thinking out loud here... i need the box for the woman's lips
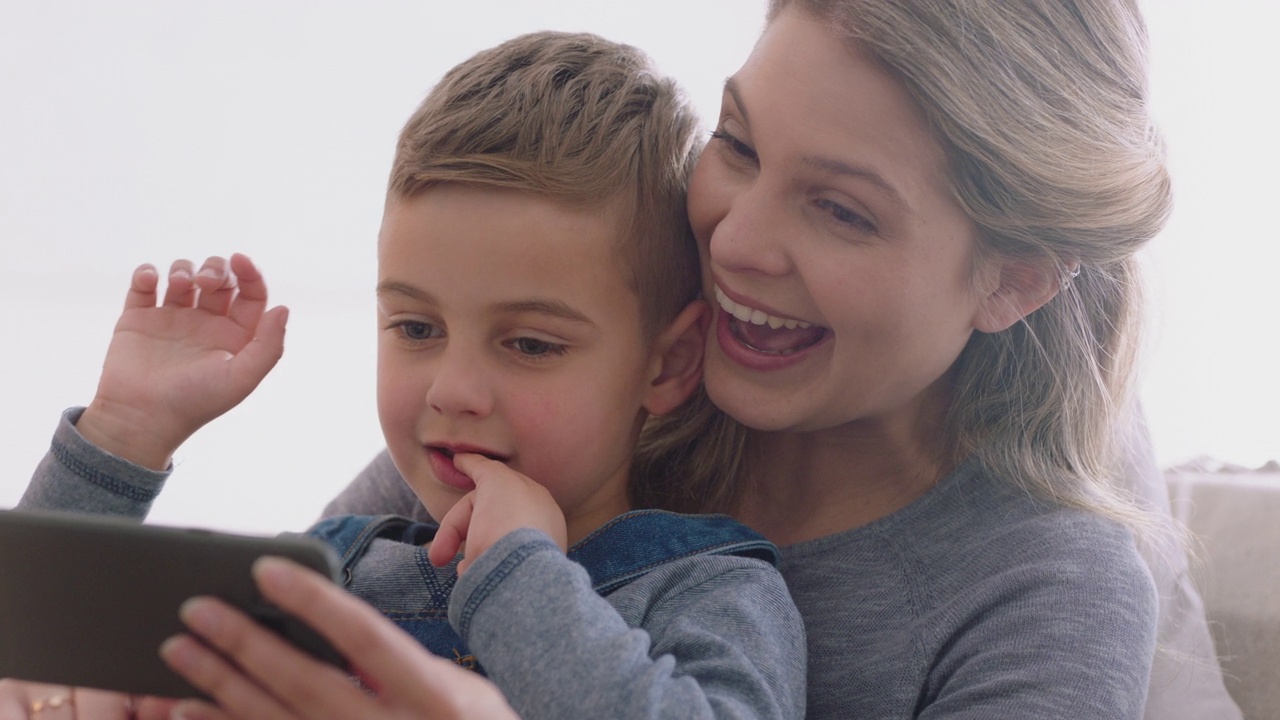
[714,286,813,332]
[713,286,829,370]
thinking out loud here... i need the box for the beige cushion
[1168,472,1280,720]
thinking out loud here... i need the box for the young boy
[19,31,805,718]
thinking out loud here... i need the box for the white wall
[1,1,1275,534]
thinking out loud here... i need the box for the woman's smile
[713,285,828,358]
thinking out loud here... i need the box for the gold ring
[29,691,74,715]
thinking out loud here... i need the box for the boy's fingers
[194,256,234,291]
[163,259,198,307]
[123,264,160,311]
[228,253,264,299]
[227,253,271,331]
[451,453,514,485]
[195,257,237,315]
[227,306,288,391]
[429,492,474,567]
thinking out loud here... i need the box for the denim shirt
[308,510,780,677]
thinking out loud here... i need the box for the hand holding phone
[0,510,344,699]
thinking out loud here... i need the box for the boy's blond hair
[388,31,740,513]
[389,31,702,341]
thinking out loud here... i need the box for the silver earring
[1061,265,1081,290]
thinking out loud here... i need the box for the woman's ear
[973,257,1063,333]
[642,300,710,416]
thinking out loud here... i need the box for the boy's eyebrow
[376,281,593,325]
[492,299,594,325]
[376,280,433,303]
[723,77,910,214]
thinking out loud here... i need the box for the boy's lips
[424,443,508,491]
[713,285,829,362]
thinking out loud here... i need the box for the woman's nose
[423,347,495,419]
[707,182,792,278]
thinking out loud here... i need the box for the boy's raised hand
[77,254,288,470]
[428,455,569,574]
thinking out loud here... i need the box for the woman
[330,1,1174,716]
[323,0,1195,716]
[5,0,1237,718]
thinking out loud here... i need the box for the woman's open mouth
[714,286,828,357]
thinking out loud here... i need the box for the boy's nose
[423,349,495,418]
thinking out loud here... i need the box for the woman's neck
[733,403,955,546]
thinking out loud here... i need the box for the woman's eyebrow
[801,155,909,212]
[723,77,750,124]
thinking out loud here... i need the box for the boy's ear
[642,300,710,416]
[972,257,1063,334]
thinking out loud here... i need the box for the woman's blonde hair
[764,0,1173,525]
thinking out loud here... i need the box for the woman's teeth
[715,287,810,330]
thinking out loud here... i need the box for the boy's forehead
[379,186,633,253]
[376,186,638,287]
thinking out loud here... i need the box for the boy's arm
[425,456,803,717]
[428,454,566,573]
[19,254,285,518]
[451,532,806,720]
[77,254,287,471]
[18,407,169,519]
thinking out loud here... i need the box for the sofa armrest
[1167,472,1280,720]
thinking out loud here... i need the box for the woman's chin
[703,361,809,433]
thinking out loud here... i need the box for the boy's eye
[510,337,567,357]
[710,128,758,162]
[396,321,441,341]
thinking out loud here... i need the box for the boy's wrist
[76,400,184,471]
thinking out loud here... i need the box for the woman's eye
[816,198,877,234]
[510,337,567,357]
[396,321,441,341]
[710,128,758,162]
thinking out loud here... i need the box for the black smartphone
[0,508,346,698]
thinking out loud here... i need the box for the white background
[1,1,1276,534]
